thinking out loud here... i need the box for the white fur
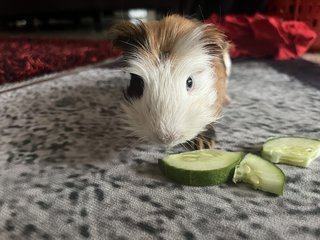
[122,26,221,147]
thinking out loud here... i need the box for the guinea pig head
[111,15,228,147]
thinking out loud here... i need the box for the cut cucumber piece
[262,137,320,168]
[159,149,244,186]
[233,153,285,195]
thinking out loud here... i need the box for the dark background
[0,0,268,31]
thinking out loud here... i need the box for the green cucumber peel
[159,149,245,186]
[158,136,319,196]
[233,153,285,196]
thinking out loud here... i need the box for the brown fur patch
[213,59,229,113]
[109,20,149,52]
[110,15,227,62]
[202,24,229,57]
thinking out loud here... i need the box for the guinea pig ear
[202,24,229,57]
[109,20,148,52]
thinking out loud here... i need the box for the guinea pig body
[111,15,230,149]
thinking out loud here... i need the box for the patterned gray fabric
[0,59,319,240]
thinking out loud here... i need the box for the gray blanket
[0,59,320,240]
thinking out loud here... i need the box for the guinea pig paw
[186,135,215,150]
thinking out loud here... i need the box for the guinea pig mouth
[151,132,178,147]
[152,132,188,148]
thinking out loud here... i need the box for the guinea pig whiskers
[137,136,148,144]
[183,140,197,151]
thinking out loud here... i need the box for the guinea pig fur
[111,15,231,148]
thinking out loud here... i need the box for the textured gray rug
[0,58,319,240]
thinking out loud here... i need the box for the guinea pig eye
[127,73,144,99]
[186,77,193,91]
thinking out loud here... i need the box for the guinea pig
[110,15,231,149]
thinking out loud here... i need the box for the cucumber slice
[262,137,320,168]
[159,149,244,186]
[233,154,285,195]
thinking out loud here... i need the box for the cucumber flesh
[233,153,285,195]
[262,137,320,167]
[159,149,244,186]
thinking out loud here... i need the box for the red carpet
[0,37,120,84]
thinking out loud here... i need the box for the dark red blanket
[0,37,120,84]
[206,14,317,60]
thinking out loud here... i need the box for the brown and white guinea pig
[110,15,231,149]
